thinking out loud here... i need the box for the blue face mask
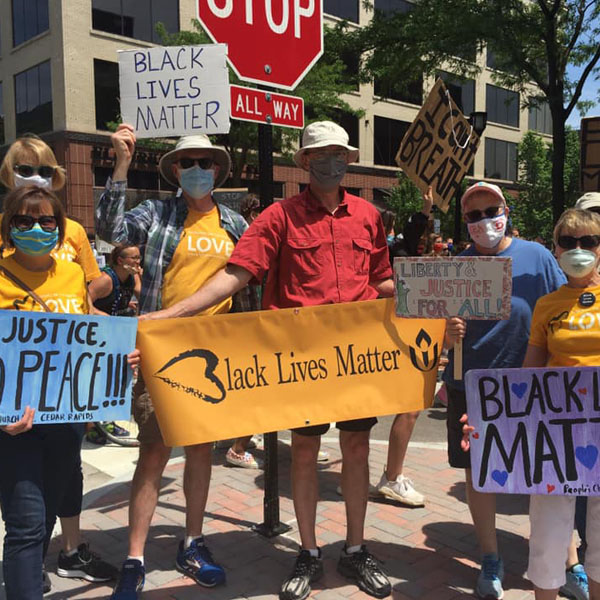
[10,224,59,256]
[178,166,215,199]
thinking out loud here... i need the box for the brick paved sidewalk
[17,439,534,599]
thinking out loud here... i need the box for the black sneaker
[42,568,51,594]
[57,543,118,582]
[337,545,391,598]
[111,559,145,600]
[279,549,323,600]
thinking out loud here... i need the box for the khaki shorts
[132,375,165,445]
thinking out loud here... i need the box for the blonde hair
[0,138,66,191]
[553,208,600,245]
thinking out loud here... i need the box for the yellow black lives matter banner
[137,298,445,447]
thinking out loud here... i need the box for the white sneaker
[226,448,262,469]
[375,473,425,506]
[317,450,329,462]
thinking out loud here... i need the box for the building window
[485,138,517,181]
[528,102,552,135]
[12,0,49,46]
[486,84,519,128]
[324,0,359,22]
[374,0,413,15]
[335,110,359,148]
[437,71,474,117]
[0,82,4,145]
[374,75,423,105]
[92,0,179,43]
[94,59,120,130]
[374,116,410,166]
[340,49,360,91]
[14,61,53,136]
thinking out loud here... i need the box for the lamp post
[453,111,488,243]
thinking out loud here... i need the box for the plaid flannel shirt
[95,178,251,314]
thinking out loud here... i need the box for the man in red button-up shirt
[145,121,394,599]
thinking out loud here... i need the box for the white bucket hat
[461,181,505,209]
[575,192,600,211]
[293,121,359,167]
[159,135,231,188]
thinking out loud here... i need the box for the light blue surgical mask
[10,224,59,256]
[178,166,215,199]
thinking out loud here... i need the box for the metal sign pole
[253,118,291,538]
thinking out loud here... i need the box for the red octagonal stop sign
[198,0,323,90]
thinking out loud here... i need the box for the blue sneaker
[560,564,589,600]
[175,538,225,587]
[110,559,145,600]
[476,553,504,599]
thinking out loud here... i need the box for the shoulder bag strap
[0,265,52,313]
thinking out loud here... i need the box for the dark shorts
[292,417,377,437]
[446,385,471,469]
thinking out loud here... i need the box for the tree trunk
[550,119,566,224]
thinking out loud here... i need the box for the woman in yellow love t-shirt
[0,186,139,600]
[522,209,600,600]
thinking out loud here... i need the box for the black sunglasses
[557,235,600,250]
[11,215,58,232]
[464,206,504,224]
[14,164,56,178]
[176,157,214,170]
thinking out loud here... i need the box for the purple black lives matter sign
[465,367,600,496]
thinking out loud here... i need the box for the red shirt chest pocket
[352,238,372,275]
[283,237,325,279]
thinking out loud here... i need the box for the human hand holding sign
[459,413,474,452]
[1,406,35,436]
[111,123,136,182]
[444,317,466,348]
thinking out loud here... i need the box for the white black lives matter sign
[118,44,230,138]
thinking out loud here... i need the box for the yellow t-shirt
[529,283,600,367]
[0,256,88,314]
[0,217,101,282]
[161,206,234,315]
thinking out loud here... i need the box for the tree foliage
[511,129,580,242]
[157,19,362,186]
[352,0,600,222]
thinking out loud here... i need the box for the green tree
[511,129,580,241]
[351,0,600,222]
[157,19,362,186]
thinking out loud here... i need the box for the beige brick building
[0,0,552,231]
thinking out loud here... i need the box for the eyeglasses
[13,164,56,178]
[176,157,214,170]
[464,206,504,224]
[11,215,58,232]
[557,235,600,250]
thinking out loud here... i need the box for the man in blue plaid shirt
[96,123,249,599]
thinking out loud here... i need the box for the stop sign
[198,0,323,90]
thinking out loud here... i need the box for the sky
[565,62,599,128]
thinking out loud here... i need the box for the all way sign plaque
[230,85,304,129]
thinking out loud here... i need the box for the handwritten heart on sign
[510,382,528,399]
[491,470,508,487]
[575,445,599,470]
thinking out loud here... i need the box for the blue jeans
[0,424,81,600]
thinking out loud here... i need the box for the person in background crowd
[425,233,445,256]
[140,121,394,600]
[446,237,454,255]
[0,136,115,592]
[0,186,139,600]
[97,124,249,599]
[445,181,566,600]
[511,227,520,238]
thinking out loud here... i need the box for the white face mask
[467,214,507,249]
[14,173,53,189]
[558,249,598,278]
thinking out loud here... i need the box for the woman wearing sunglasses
[0,186,139,600]
[0,136,101,284]
[518,208,600,600]
[0,137,118,590]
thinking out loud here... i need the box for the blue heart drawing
[491,470,508,486]
[511,382,528,399]
[576,445,599,470]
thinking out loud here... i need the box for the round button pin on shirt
[579,292,596,308]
